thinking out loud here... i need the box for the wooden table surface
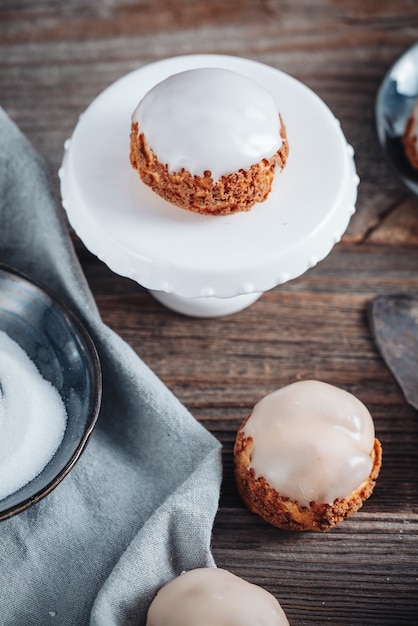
[2,1,418,624]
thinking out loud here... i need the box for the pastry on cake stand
[59,54,358,318]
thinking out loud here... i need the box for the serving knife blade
[369,294,418,412]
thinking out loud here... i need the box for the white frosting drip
[146,568,289,626]
[132,68,282,180]
[0,331,67,500]
[243,380,375,507]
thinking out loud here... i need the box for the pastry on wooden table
[146,567,290,626]
[234,380,382,532]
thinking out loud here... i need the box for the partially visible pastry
[130,67,289,216]
[146,568,290,626]
[403,100,418,169]
[234,380,382,532]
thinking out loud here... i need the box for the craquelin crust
[129,116,289,216]
[234,414,382,532]
[402,113,418,170]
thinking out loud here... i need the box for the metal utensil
[369,294,418,412]
[376,42,418,197]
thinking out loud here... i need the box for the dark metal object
[369,294,418,412]
[376,41,418,197]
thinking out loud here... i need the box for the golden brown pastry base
[402,114,418,170]
[234,419,382,532]
[129,117,289,216]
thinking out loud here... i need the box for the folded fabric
[0,107,222,626]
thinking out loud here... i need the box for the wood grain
[2,1,418,624]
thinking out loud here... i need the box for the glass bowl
[0,264,102,521]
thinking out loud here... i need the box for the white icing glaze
[146,568,289,626]
[243,380,375,507]
[0,331,67,500]
[132,68,282,180]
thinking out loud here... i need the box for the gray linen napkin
[0,107,222,626]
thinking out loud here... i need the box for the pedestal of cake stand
[59,55,358,318]
[150,290,263,318]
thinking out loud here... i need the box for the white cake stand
[59,54,358,317]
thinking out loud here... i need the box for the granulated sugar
[0,331,67,500]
